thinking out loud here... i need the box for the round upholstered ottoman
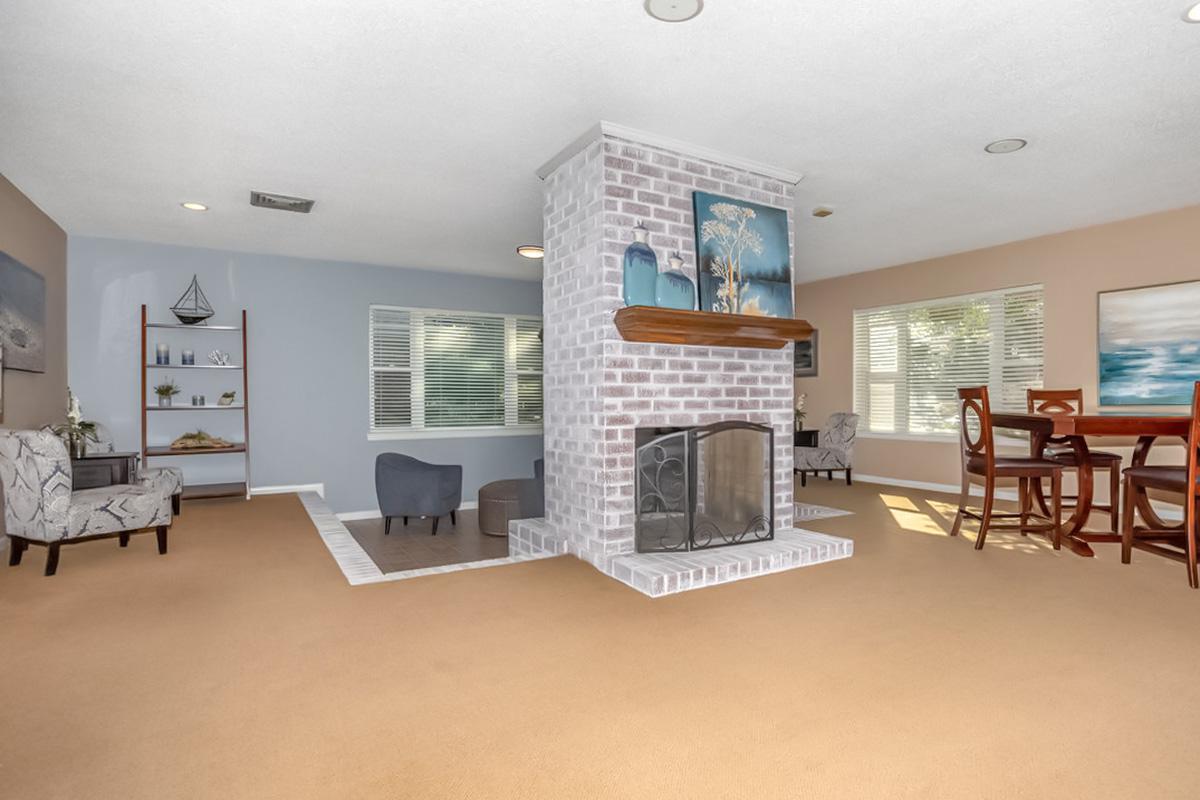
[477,479,523,537]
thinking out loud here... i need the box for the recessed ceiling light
[984,138,1028,154]
[645,0,704,23]
[516,245,545,259]
[1184,3,1200,22]
[180,201,208,211]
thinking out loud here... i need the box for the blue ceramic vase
[622,222,658,307]
[655,252,696,310]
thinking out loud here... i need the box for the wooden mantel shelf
[613,306,813,349]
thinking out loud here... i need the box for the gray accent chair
[1,429,173,576]
[374,453,462,535]
[794,412,860,487]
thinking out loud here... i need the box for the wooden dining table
[990,411,1191,557]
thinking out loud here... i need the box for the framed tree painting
[0,250,46,373]
[1098,279,1200,405]
[692,191,793,318]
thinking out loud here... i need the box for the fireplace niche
[634,421,775,553]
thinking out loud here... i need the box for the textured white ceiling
[2,1,1198,283]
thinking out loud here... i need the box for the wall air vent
[249,190,316,213]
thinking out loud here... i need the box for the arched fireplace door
[635,421,775,553]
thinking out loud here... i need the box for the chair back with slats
[1027,388,1084,415]
[957,387,995,475]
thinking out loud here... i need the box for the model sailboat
[170,275,215,325]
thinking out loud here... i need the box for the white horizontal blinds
[514,317,544,425]
[369,305,543,434]
[853,285,1044,436]
[424,312,506,428]
[369,307,414,431]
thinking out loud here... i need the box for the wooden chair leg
[8,537,25,567]
[119,533,130,548]
[826,470,833,481]
[974,478,995,550]
[450,510,457,525]
[800,471,807,487]
[403,516,409,526]
[1187,497,1199,589]
[1016,477,1029,534]
[44,543,61,577]
[1120,473,1136,564]
[950,474,969,537]
[1108,464,1121,534]
[172,494,181,516]
[845,469,852,486]
[1051,472,1063,551]
[156,526,168,555]
[384,517,392,536]
[431,516,439,536]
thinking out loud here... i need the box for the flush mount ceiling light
[984,138,1028,154]
[645,0,704,23]
[1184,3,1200,22]
[812,207,834,218]
[180,201,208,211]
[516,245,545,259]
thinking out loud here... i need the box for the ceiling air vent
[249,190,316,214]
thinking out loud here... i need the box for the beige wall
[0,174,67,428]
[795,204,1200,491]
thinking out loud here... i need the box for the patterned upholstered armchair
[794,412,860,487]
[91,423,184,515]
[1,429,172,576]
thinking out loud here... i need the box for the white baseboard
[251,483,325,498]
[336,500,478,522]
[851,473,1183,521]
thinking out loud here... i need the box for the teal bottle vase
[622,223,658,307]
[655,253,695,310]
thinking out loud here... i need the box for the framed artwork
[794,332,818,377]
[0,250,46,373]
[692,191,793,318]
[1098,279,1200,405]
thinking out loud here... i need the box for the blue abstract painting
[1098,280,1200,406]
[692,191,792,318]
[0,250,46,373]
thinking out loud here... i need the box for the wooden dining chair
[951,387,1065,550]
[1027,388,1122,532]
[1120,381,1200,588]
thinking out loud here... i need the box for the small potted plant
[794,393,807,431]
[52,388,98,458]
[154,377,182,407]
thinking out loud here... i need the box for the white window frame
[368,305,543,441]
[852,284,1044,440]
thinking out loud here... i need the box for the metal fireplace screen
[635,421,775,553]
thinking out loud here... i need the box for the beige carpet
[2,483,1199,799]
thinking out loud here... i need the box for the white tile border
[297,492,559,586]
[794,502,855,521]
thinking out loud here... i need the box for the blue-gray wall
[67,236,543,514]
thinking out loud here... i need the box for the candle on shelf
[182,349,195,365]
[155,343,170,365]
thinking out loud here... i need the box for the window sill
[858,431,1028,447]
[369,426,543,442]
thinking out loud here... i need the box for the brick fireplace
[509,123,852,595]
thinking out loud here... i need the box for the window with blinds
[852,285,1044,437]
[369,306,543,436]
